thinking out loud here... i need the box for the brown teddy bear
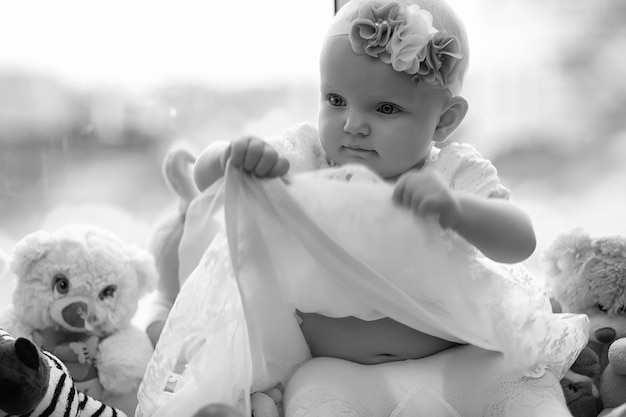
[0,223,158,414]
[543,228,626,416]
[542,228,626,364]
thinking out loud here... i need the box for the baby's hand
[393,169,461,229]
[223,136,290,177]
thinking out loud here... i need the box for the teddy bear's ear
[9,231,53,279]
[162,145,199,208]
[541,228,593,279]
[592,236,626,260]
[127,245,159,296]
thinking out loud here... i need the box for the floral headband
[327,0,464,95]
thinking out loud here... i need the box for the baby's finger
[219,144,232,171]
[253,148,280,177]
[229,137,253,167]
[267,158,290,177]
[242,138,266,172]
[438,210,457,229]
[412,192,432,214]
[392,175,410,204]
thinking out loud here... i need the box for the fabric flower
[388,5,437,73]
[416,31,463,88]
[347,0,464,92]
[350,1,403,62]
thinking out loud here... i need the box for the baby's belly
[298,312,461,365]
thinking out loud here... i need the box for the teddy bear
[0,327,127,417]
[542,228,626,365]
[542,228,626,416]
[0,223,158,406]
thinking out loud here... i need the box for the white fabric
[137,161,588,417]
[426,143,510,199]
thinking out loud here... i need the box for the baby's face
[318,36,449,180]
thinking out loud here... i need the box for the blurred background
[1,0,625,307]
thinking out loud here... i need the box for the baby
[152,0,586,416]
[193,0,534,367]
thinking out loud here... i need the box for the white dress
[135,123,588,417]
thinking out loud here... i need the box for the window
[1,0,625,303]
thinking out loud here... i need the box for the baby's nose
[343,111,370,136]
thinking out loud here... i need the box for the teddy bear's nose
[62,301,90,328]
[595,327,617,344]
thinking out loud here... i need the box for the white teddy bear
[0,223,157,405]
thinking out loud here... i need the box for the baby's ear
[433,96,468,143]
[9,231,53,279]
[128,245,159,296]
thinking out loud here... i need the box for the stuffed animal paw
[560,346,602,417]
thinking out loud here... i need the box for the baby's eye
[598,304,609,312]
[377,103,400,115]
[327,94,345,107]
[99,285,117,300]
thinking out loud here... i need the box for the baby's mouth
[342,145,377,155]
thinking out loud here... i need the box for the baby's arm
[193,137,290,191]
[393,169,536,263]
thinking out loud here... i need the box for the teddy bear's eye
[99,285,117,300]
[599,304,609,312]
[52,274,70,295]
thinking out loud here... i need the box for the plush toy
[542,228,626,364]
[145,144,199,347]
[600,338,626,411]
[0,327,126,417]
[543,228,626,417]
[0,223,158,401]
